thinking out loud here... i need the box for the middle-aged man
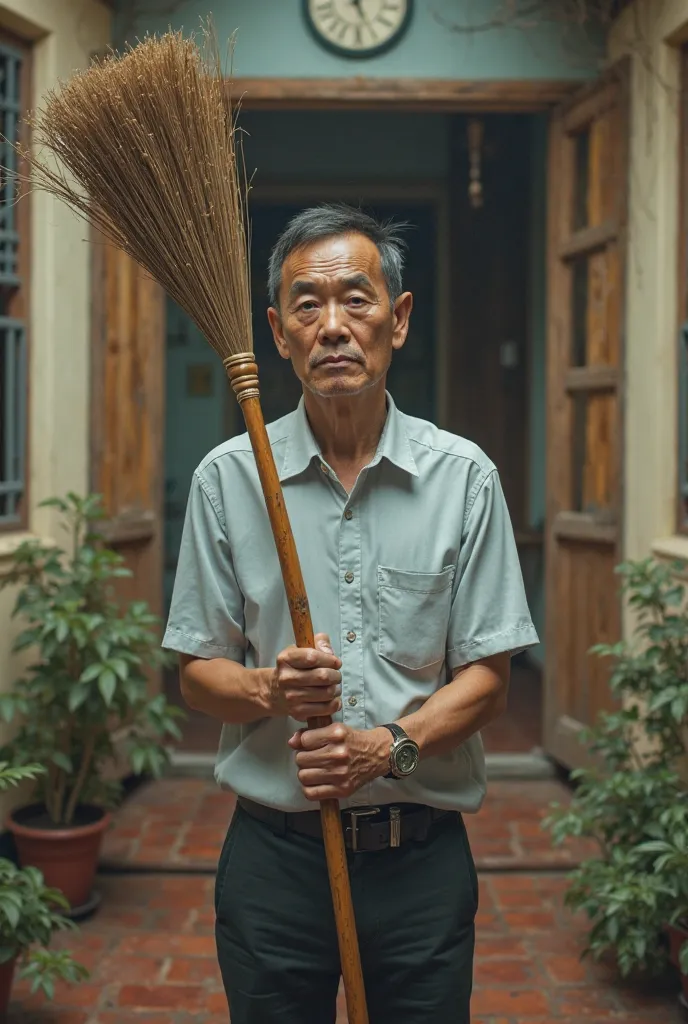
[163,203,539,1023]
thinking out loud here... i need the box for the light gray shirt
[163,393,539,813]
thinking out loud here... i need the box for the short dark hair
[267,203,407,308]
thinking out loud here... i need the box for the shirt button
[320,463,328,474]
[344,509,353,520]
[346,631,357,643]
[347,696,358,707]
[344,571,354,584]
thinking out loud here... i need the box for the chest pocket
[378,565,455,671]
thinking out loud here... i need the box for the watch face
[304,0,413,59]
[395,741,419,776]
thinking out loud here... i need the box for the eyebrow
[287,272,374,302]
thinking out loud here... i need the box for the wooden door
[90,238,165,645]
[544,66,629,768]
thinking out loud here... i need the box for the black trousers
[215,804,478,1023]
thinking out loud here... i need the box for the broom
[15,26,368,1023]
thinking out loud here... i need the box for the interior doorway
[162,109,547,759]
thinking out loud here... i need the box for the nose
[319,299,350,345]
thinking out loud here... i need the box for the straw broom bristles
[16,26,253,360]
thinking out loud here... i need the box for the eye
[347,295,367,307]
[297,300,318,312]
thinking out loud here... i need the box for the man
[163,203,539,1023]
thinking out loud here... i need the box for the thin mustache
[310,350,363,367]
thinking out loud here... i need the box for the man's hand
[288,722,390,801]
[269,634,343,722]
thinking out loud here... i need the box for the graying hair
[267,203,407,308]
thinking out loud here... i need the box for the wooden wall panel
[91,237,165,630]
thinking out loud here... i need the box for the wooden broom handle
[225,354,368,1024]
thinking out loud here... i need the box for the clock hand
[350,0,378,38]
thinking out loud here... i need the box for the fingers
[279,644,341,671]
[294,741,348,769]
[298,723,347,749]
[290,700,341,723]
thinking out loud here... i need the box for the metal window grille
[0,42,25,525]
[0,44,21,287]
[0,318,26,523]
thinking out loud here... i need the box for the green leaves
[20,947,89,999]
[544,557,688,981]
[0,492,186,826]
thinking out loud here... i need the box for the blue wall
[117,0,603,80]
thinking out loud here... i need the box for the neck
[303,381,388,469]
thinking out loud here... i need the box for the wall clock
[304,0,413,59]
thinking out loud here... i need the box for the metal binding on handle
[224,351,260,403]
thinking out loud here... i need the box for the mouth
[317,356,359,366]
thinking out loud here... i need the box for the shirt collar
[278,392,419,482]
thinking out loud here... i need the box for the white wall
[608,1,688,582]
[0,0,111,697]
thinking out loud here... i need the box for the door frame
[243,180,451,432]
[231,77,578,113]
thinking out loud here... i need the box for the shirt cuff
[447,623,540,670]
[162,627,246,663]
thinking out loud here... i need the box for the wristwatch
[382,723,420,779]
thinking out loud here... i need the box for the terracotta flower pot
[7,804,111,912]
[0,957,16,1015]
[667,921,688,1011]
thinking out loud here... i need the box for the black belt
[237,797,453,853]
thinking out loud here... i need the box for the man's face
[267,232,412,398]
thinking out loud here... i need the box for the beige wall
[608,0,688,627]
[0,1,111,702]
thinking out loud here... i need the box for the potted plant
[0,761,87,1013]
[638,806,688,1011]
[0,493,184,913]
[544,558,688,1005]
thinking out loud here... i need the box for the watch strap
[383,723,407,744]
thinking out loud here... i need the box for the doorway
[161,110,547,759]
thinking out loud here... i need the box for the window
[0,36,29,529]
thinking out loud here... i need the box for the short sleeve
[162,469,246,662]
[447,469,539,670]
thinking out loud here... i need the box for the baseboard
[165,749,556,782]
[485,750,555,780]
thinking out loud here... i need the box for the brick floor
[8,872,683,1022]
[6,778,683,1022]
[101,777,597,872]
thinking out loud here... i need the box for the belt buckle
[347,807,380,852]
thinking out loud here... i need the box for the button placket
[339,502,364,727]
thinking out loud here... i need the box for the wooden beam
[564,366,619,393]
[230,77,578,112]
[559,221,617,261]
[553,511,617,545]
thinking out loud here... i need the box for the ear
[391,292,413,352]
[267,306,291,361]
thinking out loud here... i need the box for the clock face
[304,0,413,58]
